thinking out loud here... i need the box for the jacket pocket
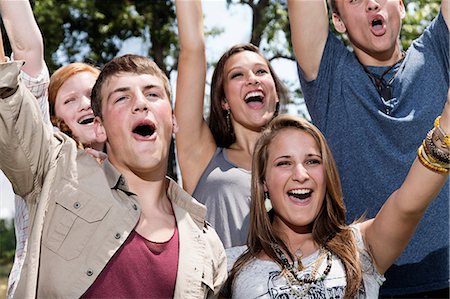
[44,180,112,260]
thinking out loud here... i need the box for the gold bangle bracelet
[418,145,449,173]
[421,144,449,169]
[434,116,450,147]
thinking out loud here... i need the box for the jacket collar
[167,177,207,229]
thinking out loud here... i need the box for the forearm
[0,0,44,77]
[174,0,209,146]
[442,0,449,27]
[287,0,329,81]
[0,29,5,62]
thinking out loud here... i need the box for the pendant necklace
[361,52,406,115]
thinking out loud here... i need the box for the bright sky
[0,0,304,219]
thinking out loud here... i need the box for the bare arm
[0,28,5,63]
[363,90,450,274]
[287,0,329,81]
[0,0,45,77]
[442,0,449,28]
[174,0,217,194]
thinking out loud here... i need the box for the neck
[89,141,105,152]
[230,126,261,154]
[354,45,403,67]
[273,219,318,257]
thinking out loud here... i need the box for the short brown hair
[91,54,172,119]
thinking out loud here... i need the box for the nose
[79,95,92,111]
[367,0,380,12]
[292,163,309,182]
[133,92,149,113]
[246,71,260,85]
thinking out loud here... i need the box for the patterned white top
[226,224,385,299]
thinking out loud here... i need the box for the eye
[276,160,291,167]
[63,98,76,105]
[306,158,322,165]
[146,92,160,99]
[230,72,243,79]
[256,69,268,75]
[115,95,128,103]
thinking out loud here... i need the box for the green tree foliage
[401,0,440,50]
[30,0,178,74]
[0,219,15,265]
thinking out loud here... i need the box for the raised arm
[0,0,45,77]
[174,0,217,194]
[0,27,5,63]
[363,90,450,274]
[442,0,449,27]
[287,0,329,81]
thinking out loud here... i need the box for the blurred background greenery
[0,219,14,299]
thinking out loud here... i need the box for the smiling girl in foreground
[224,92,450,298]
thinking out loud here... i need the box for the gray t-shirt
[193,147,251,248]
[226,224,384,298]
[298,11,449,295]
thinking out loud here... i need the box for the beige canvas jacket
[0,61,227,298]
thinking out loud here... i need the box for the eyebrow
[274,153,322,160]
[106,85,160,101]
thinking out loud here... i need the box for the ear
[398,0,406,19]
[221,98,230,110]
[332,12,347,33]
[94,116,107,143]
[263,181,268,193]
[171,114,179,134]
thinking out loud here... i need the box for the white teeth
[78,114,94,124]
[245,91,264,100]
[288,189,311,195]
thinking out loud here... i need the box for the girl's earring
[264,191,272,212]
[226,109,231,132]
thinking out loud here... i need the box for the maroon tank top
[82,227,179,298]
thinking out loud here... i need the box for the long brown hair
[222,114,362,298]
[209,43,289,148]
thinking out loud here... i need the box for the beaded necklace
[271,243,333,296]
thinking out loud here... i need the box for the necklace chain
[360,52,406,114]
[271,242,333,297]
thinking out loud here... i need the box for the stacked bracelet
[425,130,450,164]
[433,116,450,148]
[418,144,449,174]
[418,116,450,173]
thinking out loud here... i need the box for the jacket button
[115,233,121,239]
[132,204,138,211]
[86,269,94,276]
[73,202,81,209]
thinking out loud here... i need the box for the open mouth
[371,18,383,28]
[132,123,156,137]
[244,91,264,104]
[78,116,94,125]
[287,189,312,200]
